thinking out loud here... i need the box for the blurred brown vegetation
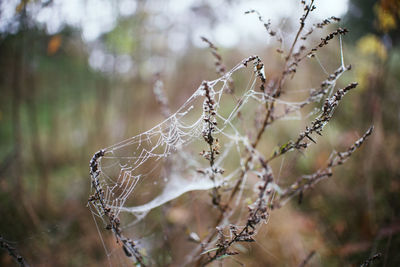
[0,0,399,266]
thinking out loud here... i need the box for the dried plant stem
[201,36,234,93]
[88,150,145,266]
[286,0,313,62]
[298,250,316,267]
[360,252,382,267]
[274,126,374,207]
[276,0,315,96]
[200,81,224,207]
[204,159,274,265]
[0,235,30,267]
[265,82,359,164]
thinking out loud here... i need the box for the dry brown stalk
[88,150,146,266]
[201,36,235,93]
[0,235,30,267]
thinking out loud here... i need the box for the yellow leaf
[356,34,387,61]
[375,4,397,32]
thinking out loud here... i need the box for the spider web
[89,41,347,263]
[90,52,346,214]
[89,57,307,221]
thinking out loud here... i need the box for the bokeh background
[0,0,399,266]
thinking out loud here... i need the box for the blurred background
[0,0,399,266]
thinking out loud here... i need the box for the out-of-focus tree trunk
[26,61,50,209]
[11,20,24,199]
[10,5,41,228]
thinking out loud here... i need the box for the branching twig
[200,81,224,208]
[298,250,316,267]
[201,36,234,93]
[301,16,341,40]
[266,82,359,163]
[0,235,30,267]
[274,126,374,208]
[203,156,274,265]
[88,150,146,266]
[360,253,382,267]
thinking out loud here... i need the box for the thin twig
[0,235,30,267]
[360,253,382,267]
[298,250,316,267]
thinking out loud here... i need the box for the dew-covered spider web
[92,59,295,216]
[89,39,347,263]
